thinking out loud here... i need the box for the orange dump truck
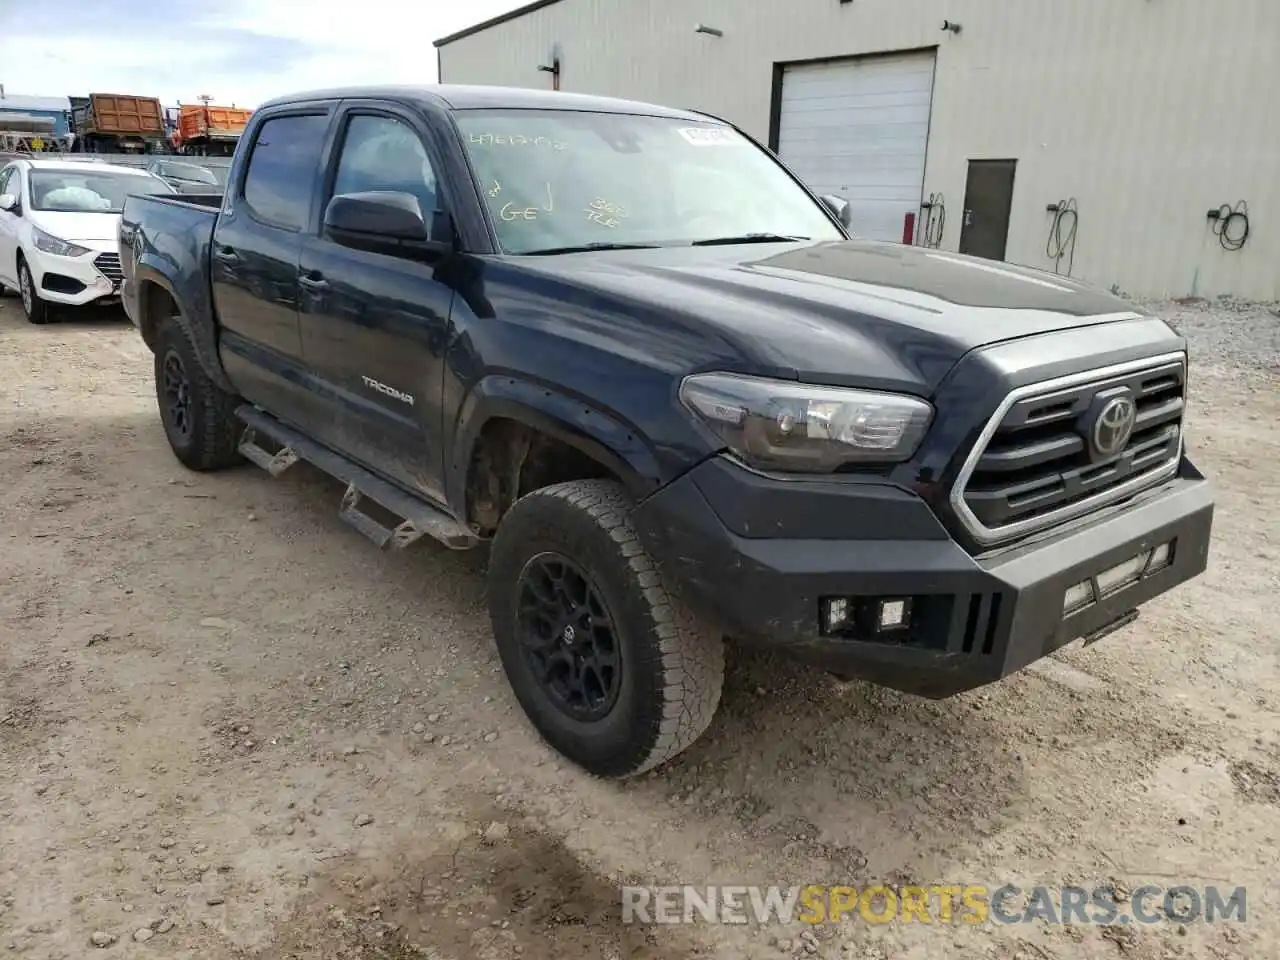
[172,104,252,156]
[71,93,166,153]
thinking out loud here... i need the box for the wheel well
[465,418,621,536]
[138,282,177,350]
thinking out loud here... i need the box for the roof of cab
[256,84,715,122]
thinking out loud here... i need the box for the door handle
[213,245,239,263]
[963,209,974,227]
[298,273,329,291]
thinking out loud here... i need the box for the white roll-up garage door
[777,51,936,243]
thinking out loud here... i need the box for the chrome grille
[951,353,1186,546]
[93,252,123,285]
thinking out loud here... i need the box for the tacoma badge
[361,376,414,406]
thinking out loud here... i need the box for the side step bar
[235,405,477,551]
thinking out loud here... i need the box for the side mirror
[820,193,852,229]
[0,194,17,212]
[325,190,433,246]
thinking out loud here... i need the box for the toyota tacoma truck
[118,85,1214,778]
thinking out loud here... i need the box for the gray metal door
[959,159,1017,261]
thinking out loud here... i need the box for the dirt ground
[1,293,1277,960]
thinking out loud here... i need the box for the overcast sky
[0,0,529,107]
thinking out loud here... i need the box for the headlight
[32,227,91,258]
[679,372,933,472]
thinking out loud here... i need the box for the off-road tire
[17,258,51,325]
[488,479,725,777]
[155,315,243,471]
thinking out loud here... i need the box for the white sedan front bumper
[24,239,123,307]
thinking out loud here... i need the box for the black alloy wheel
[161,348,193,443]
[488,479,725,778]
[516,552,623,721]
[152,317,243,471]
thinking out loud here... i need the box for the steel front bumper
[631,456,1213,698]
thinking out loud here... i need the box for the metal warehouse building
[436,0,1278,300]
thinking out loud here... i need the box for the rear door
[211,107,336,423]
[296,102,455,502]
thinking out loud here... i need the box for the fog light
[1148,541,1173,571]
[878,598,911,630]
[824,597,850,633]
[1064,579,1094,615]
[1096,551,1149,595]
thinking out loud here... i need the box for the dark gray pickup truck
[118,84,1214,777]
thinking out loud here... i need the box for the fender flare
[133,260,235,394]
[447,374,664,515]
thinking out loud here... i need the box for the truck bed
[159,192,223,207]
[123,192,220,220]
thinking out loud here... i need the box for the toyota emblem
[1091,395,1137,458]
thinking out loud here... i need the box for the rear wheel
[154,316,243,470]
[488,479,724,777]
[18,259,51,325]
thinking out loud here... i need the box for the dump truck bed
[178,105,252,142]
[78,94,164,138]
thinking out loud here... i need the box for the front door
[211,108,334,423]
[959,159,1017,261]
[297,106,454,503]
[0,164,21,287]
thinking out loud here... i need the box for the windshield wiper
[523,241,662,255]
[690,233,809,246]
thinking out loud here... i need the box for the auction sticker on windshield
[677,127,737,146]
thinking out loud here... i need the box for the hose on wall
[1208,201,1249,252]
[918,192,945,248]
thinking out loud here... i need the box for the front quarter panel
[441,257,744,514]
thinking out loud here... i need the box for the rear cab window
[241,114,331,231]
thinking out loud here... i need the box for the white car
[0,158,175,324]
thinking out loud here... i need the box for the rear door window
[242,114,330,231]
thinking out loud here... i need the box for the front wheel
[154,316,244,470]
[488,479,725,777]
[18,259,51,324]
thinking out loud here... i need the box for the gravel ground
[1132,296,1280,378]
[1,293,1278,960]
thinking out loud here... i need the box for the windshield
[455,109,844,254]
[29,170,174,213]
[155,162,218,185]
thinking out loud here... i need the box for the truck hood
[514,240,1143,393]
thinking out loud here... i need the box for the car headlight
[32,226,91,258]
[680,372,933,472]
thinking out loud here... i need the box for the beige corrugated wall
[439,0,1279,300]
